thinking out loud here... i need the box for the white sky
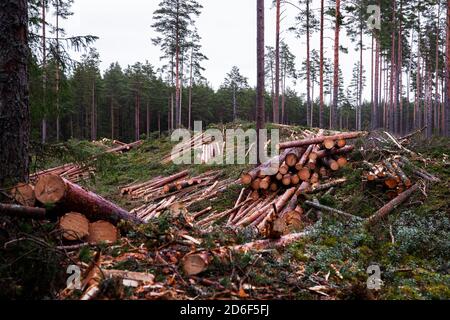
[61,0,373,100]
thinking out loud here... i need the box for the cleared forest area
[1,122,448,300]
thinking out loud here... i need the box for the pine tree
[0,0,30,186]
[152,0,203,129]
[222,67,249,121]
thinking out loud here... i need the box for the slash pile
[30,163,95,184]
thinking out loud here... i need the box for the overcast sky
[62,0,373,100]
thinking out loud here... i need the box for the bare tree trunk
[41,0,47,144]
[358,23,363,131]
[55,0,60,142]
[446,0,450,136]
[256,0,265,164]
[306,0,311,128]
[233,84,237,121]
[319,0,324,128]
[398,0,403,135]
[175,3,181,128]
[373,32,379,130]
[188,48,193,130]
[0,0,30,186]
[91,79,96,141]
[146,102,150,138]
[406,29,413,133]
[331,0,340,130]
[111,98,114,140]
[274,0,280,124]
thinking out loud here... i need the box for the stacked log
[240,131,356,194]
[125,170,237,222]
[30,163,95,184]
[161,133,217,164]
[191,130,362,236]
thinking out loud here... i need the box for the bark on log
[285,148,305,167]
[278,132,365,149]
[0,203,46,220]
[314,145,355,160]
[35,174,142,224]
[366,183,420,226]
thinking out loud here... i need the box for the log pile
[161,132,221,164]
[123,170,237,222]
[30,163,95,184]
[192,130,364,235]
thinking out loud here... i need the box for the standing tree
[280,42,297,124]
[331,0,341,129]
[274,0,281,124]
[446,0,450,136]
[223,66,249,121]
[152,0,202,129]
[0,0,30,186]
[256,0,265,164]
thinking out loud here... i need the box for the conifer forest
[0,0,449,303]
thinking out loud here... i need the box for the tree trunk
[446,0,450,136]
[256,0,265,164]
[35,174,142,224]
[91,79,96,140]
[331,0,340,129]
[274,0,280,124]
[398,0,403,135]
[111,98,114,140]
[146,102,150,138]
[41,0,47,144]
[358,23,363,131]
[188,48,193,130]
[319,0,324,128]
[306,0,311,128]
[55,1,60,142]
[0,0,30,187]
[175,3,181,128]
[373,31,379,130]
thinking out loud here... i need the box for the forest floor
[1,121,449,300]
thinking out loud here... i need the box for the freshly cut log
[336,157,348,168]
[181,231,310,276]
[279,162,289,175]
[10,183,35,207]
[310,173,320,184]
[275,173,283,181]
[106,140,143,154]
[88,221,119,244]
[336,139,347,148]
[298,168,311,181]
[102,270,155,285]
[323,138,335,150]
[0,203,46,220]
[282,174,292,186]
[308,178,347,193]
[315,145,355,160]
[278,132,365,150]
[322,157,340,171]
[290,174,300,185]
[285,148,305,167]
[304,201,363,221]
[270,182,279,192]
[260,176,271,190]
[251,178,261,190]
[35,174,142,224]
[193,207,212,220]
[59,212,90,241]
[296,145,314,170]
[366,184,420,226]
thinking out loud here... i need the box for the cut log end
[35,174,66,204]
[88,221,119,244]
[11,183,35,207]
[240,173,253,185]
[182,253,210,276]
[323,139,335,150]
[59,212,90,241]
